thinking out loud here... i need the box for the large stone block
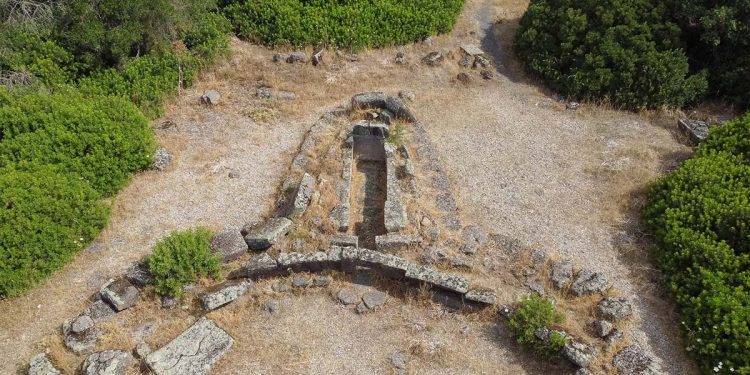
[200,280,253,311]
[243,218,293,250]
[405,265,469,294]
[100,278,139,312]
[145,318,233,375]
[81,350,134,375]
[289,173,315,217]
[329,246,358,272]
[242,252,279,279]
[277,251,328,272]
[464,288,497,305]
[351,92,388,110]
[28,353,61,375]
[330,235,358,248]
[210,230,248,262]
[358,248,410,278]
[375,234,422,252]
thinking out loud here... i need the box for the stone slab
[210,230,248,262]
[145,318,233,375]
[200,280,252,311]
[243,218,293,250]
[405,265,469,294]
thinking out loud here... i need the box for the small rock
[496,305,513,317]
[81,350,134,375]
[228,171,239,179]
[272,53,288,63]
[312,275,332,287]
[423,37,433,46]
[459,55,473,67]
[566,102,580,110]
[292,276,310,288]
[550,260,573,289]
[161,296,179,309]
[200,90,220,106]
[71,315,94,334]
[607,329,624,343]
[571,270,609,296]
[593,320,614,338]
[598,297,633,321]
[125,261,153,287]
[287,52,307,63]
[480,70,494,80]
[153,147,173,171]
[460,325,471,335]
[272,280,292,293]
[530,248,549,268]
[63,319,102,354]
[200,280,252,311]
[28,353,61,375]
[395,52,406,64]
[264,299,280,314]
[337,289,360,305]
[457,72,472,84]
[362,291,387,309]
[100,278,139,312]
[312,49,324,66]
[474,55,491,69]
[210,230,247,263]
[391,351,408,370]
[421,247,448,265]
[157,120,177,131]
[613,345,660,375]
[398,90,415,101]
[422,52,443,66]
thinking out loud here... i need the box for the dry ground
[0,0,704,373]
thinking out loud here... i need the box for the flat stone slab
[242,252,279,279]
[571,270,609,296]
[330,235,358,248]
[200,280,253,311]
[243,218,292,250]
[100,278,139,312]
[358,248,410,278]
[289,173,315,217]
[28,353,61,375]
[405,265,469,294]
[210,230,248,262]
[460,44,485,56]
[146,318,233,375]
[81,350,134,375]
[277,251,327,272]
[375,234,422,252]
[464,288,496,305]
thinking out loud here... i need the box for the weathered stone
[375,234,422,252]
[457,72,472,84]
[124,261,153,287]
[384,96,416,122]
[524,277,545,295]
[464,288,496,305]
[313,275,332,287]
[136,343,152,359]
[391,351,408,370]
[28,353,61,375]
[362,291,387,309]
[209,230,247,263]
[442,215,462,231]
[241,252,278,279]
[271,280,291,293]
[461,44,485,57]
[398,90,415,102]
[264,299,280,314]
[330,235,358,248]
[550,260,573,289]
[530,248,550,268]
[243,218,293,250]
[161,296,179,309]
[356,302,369,314]
[340,246,359,273]
[421,246,448,265]
[613,345,660,375]
[200,280,252,311]
[145,318,234,375]
[286,52,307,63]
[81,350,133,375]
[449,256,473,269]
[422,52,443,66]
[63,320,102,354]
[358,249,411,279]
[337,289,360,305]
[678,119,710,145]
[459,55,473,68]
[607,329,625,343]
[436,193,457,212]
[395,52,406,64]
[277,251,327,272]
[566,102,580,111]
[71,315,94,334]
[153,147,173,171]
[200,90,220,106]
[563,340,596,368]
[100,278,139,312]
[289,173,315,217]
[405,264,469,294]
[312,49,324,66]
[593,320,614,338]
[598,297,633,321]
[292,276,310,288]
[352,91,388,109]
[571,270,609,296]
[480,70,494,80]
[272,53,288,63]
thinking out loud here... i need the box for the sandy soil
[0,0,701,373]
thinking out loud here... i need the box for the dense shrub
[223,0,464,50]
[508,293,567,357]
[0,30,77,88]
[180,12,232,62]
[0,90,156,195]
[646,114,750,373]
[147,228,220,298]
[0,164,109,298]
[514,0,707,109]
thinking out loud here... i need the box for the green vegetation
[508,293,567,357]
[222,0,464,50]
[147,228,220,298]
[646,113,750,374]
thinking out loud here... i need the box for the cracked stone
[337,289,360,305]
[100,278,139,311]
[81,350,134,375]
[145,317,234,375]
[362,291,387,309]
[571,270,609,296]
[598,297,633,321]
[550,260,573,289]
[28,353,61,375]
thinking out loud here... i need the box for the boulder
[63,320,102,353]
[200,90,220,106]
[571,270,609,296]
[243,252,279,279]
[286,52,307,63]
[312,275,332,287]
[81,350,134,375]
[375,234,422,252]
[161,296,179,309]
[100,278,139,311]
[210,230,248,263]
[562,340,596,368]
[289,173,315,217]
[593,320,614,338]
[28,353,61,375]
[464,288,496,305]
[405,264,469,294]
[200,280,252,311]
[474,55,491,69]
[598,297,633,321]
[550,260,573,289]
[124,261,153,287]
[422,52,443,66]
[613,345,660,375]
[153,147,173,171]
[435,193,457,212]
[272,53,288,63]
[337,289,360,305]
[362,291,387,309]
[243,218,293,250]
[145,318,234,375]
[678,119,710,145]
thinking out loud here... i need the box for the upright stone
[289,173,315,217]
[243,218,293,250]
[145,318,233,375]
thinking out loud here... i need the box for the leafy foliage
[514,0,707,109]
[147,228,220,298]
[223,0,464,50]
[508,293,567,357]
[0,164,109,298]
[646,114,750,374]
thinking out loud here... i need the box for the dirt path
[0,0,698,373]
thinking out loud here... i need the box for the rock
[63,319,102,353]
[460,44,485,56]
[550,260,573,289]
[277,251,328,272]
[312,49,324,66]
[337,289,360,305]
[124,261,153,287]
[607,329,624,343]
[576,369,594,375]
[480,70,494,80]
[243,252,279,279]
[100,278,139,312]
[395,52,406,64]
[530,248,549,268]
[286,52,307,63]
[81,350,134,375]
[449,256,473,269]
[405,264,469,294]
[313,275,332,287]
[355,302,369,314]
[136,343,152,359]
[421,247,448,265]
[375,234,422,252]
[228,171,239,179]
[161,296,179,309]
[496,305,513,317]
[563,340,596,368]
[571,270,609,296]
[465,288,496,305]
[210,230,247,263]
[422,52,443,66]
[566,102,580,111]
[598,297,633,321]
[423,37,433,46]
[362,291,387,309]
[330,235,358,248]
[462,224,486,248]
[272,53,288,63]
[435,193,457,212]
[289,173,315,217]
[678,119,710,145]
[243,217,293,250]
[200,90,220,106]
[398,90,415,101]
[474,55,491,69]
[593,320,614,338]
[391,351,408,369]
[358,249,411,279]
[292,276,310,288]
[613,345,660,375]
[146,318,233,375]
[272,280,291,293]
[153,147,173,171]
[71,315,94,334]
[200,280,252,311]
[524,277,545,294]
[28,353,61,375]
[352,91,388,109]
[459,55,473,68]
[264,299,280,314]
[457,72,472,84]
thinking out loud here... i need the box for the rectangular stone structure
[330,146,353,232]
[330,235,358,248]
[243,218,293,250]
[357,248,410,279]
[200,280,252,311]
[146,317,233,375]
[277,252,328,272]
[384,142,407,232]
[405,264,469,294]
[375,234,422,253]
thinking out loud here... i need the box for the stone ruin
[27,92,656,375]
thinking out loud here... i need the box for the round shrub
[223,0,465,50]
[508,293,567,357]
[147,228,220,298]
[0,90,156,195]
[0,164,109,298]
[514,0,707,109]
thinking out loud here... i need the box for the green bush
[180,12,232,62]
[0,90,156,196]
[223,0,464,50]
[508,293,567,357]
[147,228,220,298]
[0,30,78,88]
[0,164,109,298]
[646,114,750,373]
[514,0,707,109]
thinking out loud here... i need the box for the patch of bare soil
[0,0,703,373]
